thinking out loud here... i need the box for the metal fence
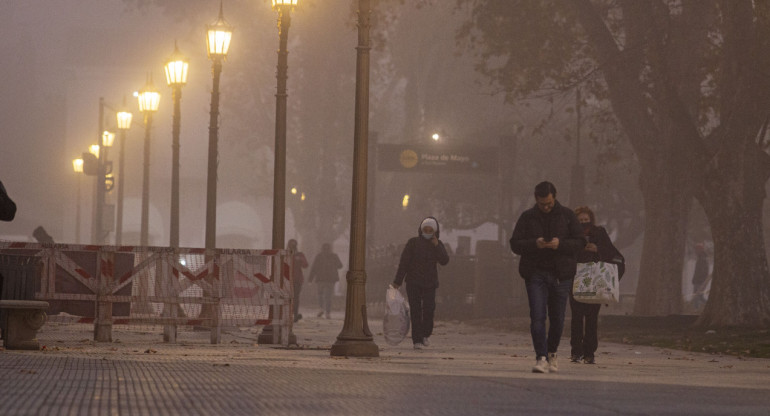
[0,242,293,346]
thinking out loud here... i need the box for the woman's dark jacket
[577,224,626,278]
[509,201,584,281]
[393,217,450,289]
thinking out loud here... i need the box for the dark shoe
[570,355,582,363]
[316,311,324,318]
[293,314,302,323]
[583,356,596,364]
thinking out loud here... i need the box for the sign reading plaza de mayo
[377,144,498,174]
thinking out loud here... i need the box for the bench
[0,300,48,350]
[0,254,47,350]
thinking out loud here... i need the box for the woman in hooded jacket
[570,206,624,364]
[392,216,450,349]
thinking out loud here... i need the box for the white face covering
[421,232,434,240]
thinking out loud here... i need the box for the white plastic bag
[383,285,410,345]
[573,261,620,304]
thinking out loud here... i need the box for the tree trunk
[696,149,770,327]
[632,167,692,316]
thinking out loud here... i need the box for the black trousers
[569,295,601,358]
[406,284,436,344]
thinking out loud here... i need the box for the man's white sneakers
[532,356,549,373]
[548,353,559,373]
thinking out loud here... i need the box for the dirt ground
[467,314,770,359]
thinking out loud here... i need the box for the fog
[0,0,641,272]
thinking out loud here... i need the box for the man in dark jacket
[510,181,583,373]
[392,216,450,349]
[308,243,343,319]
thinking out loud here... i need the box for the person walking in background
[0,180,15,332]
[308,243,342,319]
[0,181,16,222]
[691,242,710,311]
[392,216,450,350]
[287,239,308,323]
[570,206,624,365]
[510,181,584,373]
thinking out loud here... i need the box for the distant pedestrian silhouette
[308,243,342,319]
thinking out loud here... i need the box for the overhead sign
[377,144,498,175]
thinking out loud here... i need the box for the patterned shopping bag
[573,261,620,304]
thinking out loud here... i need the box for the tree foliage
[456,0,770,326]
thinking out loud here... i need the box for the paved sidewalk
[1,310,769,415]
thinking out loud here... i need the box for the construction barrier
[0,242,293,345]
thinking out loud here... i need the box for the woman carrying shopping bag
[570,206,624,364]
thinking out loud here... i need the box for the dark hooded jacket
[578,223,626,279]
[393,216,450,289]
[509,200,584,281]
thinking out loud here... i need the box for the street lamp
[204,2,233,250]
[331,0,379,357]
[137,75,161,246]
[165,41,189,248]
[270,0,297,252]
[115,101,133,246]
[256,0,299,346]
[73,158,84,243]
[91,123,115,245]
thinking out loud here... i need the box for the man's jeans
[525,270,572,359]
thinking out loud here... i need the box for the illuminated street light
[431,133,440,141]
[165,41,190,248]
[204,2,233,250]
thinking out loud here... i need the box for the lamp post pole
[331,0,379,357]
[115,129,127,245]
[205,60,222,250]
[205,3,232,251]
[170,85,182,248]
[94,98,106,244]
[258,0,298,346]
[115,102,133,246]
[73,158,84,244]
[140,113,152,247]
[165,42,189,248]
[138,76,160,247]
[271,1,293,251]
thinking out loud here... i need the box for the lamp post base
[330,337,379,357]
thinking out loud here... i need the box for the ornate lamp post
[137,76,161,246]
[115,103,133,246]
[270,0,298,252]
[256,0,299,346]
[96,130,115,243]
[72,158,84,243]
[331,0,378,357]
[164,42,190,248]
[204,2,233,250]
